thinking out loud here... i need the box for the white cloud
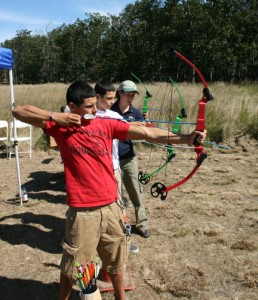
[0,1,134,43]
[75,0,132,16]
[0,9,60,26]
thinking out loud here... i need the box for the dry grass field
[0,82,257,300]
[1,81,258,144]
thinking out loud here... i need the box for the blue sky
[0,0,135,43]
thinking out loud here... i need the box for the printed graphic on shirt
[65,127,111,158]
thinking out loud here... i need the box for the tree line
[1,0,257,84]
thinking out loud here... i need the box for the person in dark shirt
[111,80,150,238]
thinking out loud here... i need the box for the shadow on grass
[0,212,65,254]
[0,276,79,300]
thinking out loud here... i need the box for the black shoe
[132,226,151,238]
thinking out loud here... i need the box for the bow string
[138,77,188,185]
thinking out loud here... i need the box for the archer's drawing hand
[54,112,81,126]
[190,129,207,145]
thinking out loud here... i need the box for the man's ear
[96,94,101,101]
[68,102,75,111]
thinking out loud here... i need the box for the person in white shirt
[94,80,139,254]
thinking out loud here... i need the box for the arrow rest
[150,182,168,200]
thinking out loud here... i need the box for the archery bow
[131,73,177,184]
[150,50,213,200]
[138,78,187,185]
[131,72,152,116]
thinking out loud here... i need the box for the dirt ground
[0,137,257,300]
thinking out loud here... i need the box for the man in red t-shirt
[12,81,206,300]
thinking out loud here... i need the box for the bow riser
[142,95,149,114]
[195,98,206,132]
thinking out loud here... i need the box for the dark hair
[66,81,96,106]
[115,90,120,101]
[94,80,115,97]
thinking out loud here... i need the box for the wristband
[49,111,54,121]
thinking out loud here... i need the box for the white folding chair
[10,120,32,159]
[0,120,9,158]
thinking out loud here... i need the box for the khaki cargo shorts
[60,201,130,283]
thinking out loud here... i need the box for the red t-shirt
[44,118,130,207]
